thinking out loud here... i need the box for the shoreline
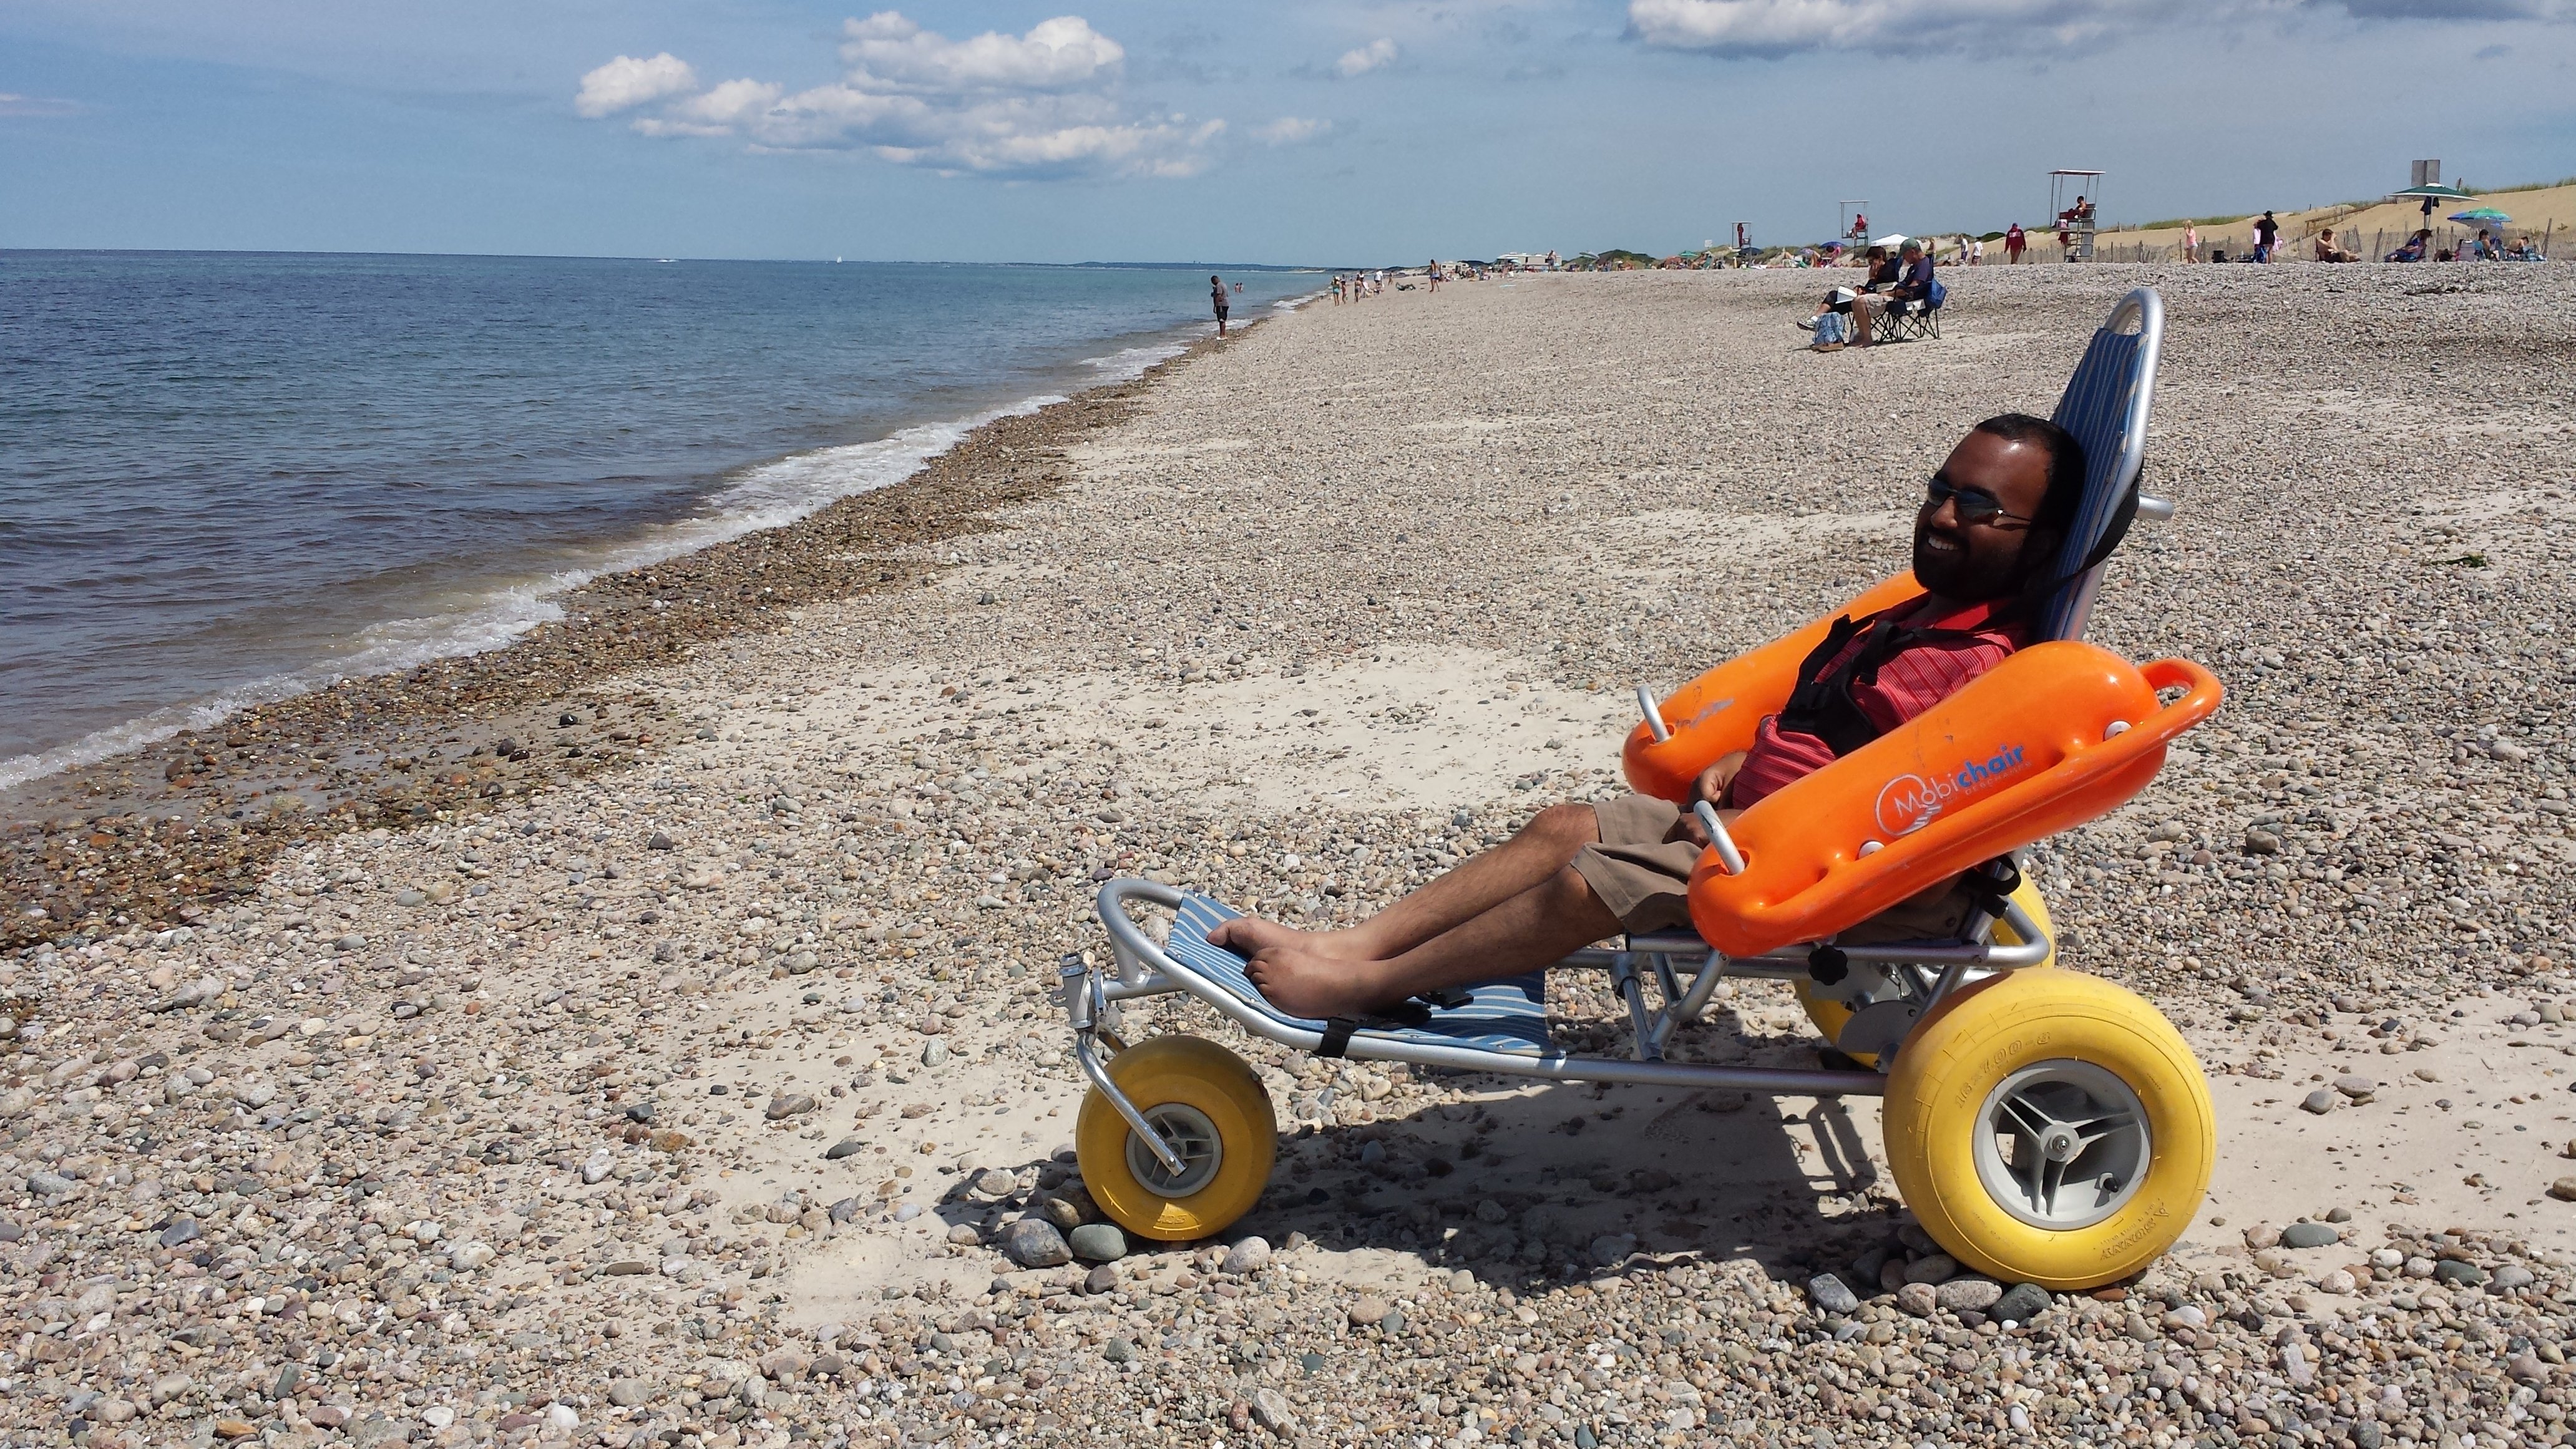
[0,321,1256,950]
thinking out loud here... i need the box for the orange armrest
[1683,643,2224,958]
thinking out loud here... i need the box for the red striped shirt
[1725,597,2026,809]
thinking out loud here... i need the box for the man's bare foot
[1205,915,1372,961]
[1243,945,1392,1020]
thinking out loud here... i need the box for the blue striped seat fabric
[1164,895,1561,1059]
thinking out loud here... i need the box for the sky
[3,0,2572,264]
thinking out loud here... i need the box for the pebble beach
[7,262,2576,1449]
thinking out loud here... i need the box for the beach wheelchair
[1061,289,2222,1290]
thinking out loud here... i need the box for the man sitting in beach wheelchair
[1210,414,2080,1022]
[1068,288,2222,1292]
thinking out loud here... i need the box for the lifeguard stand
[1838,200,1870,248]
[2049,170,2103,260]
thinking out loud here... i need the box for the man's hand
[1689,752,1747,807]
[1666,803,1743,849]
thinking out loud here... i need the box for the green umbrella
[2449,207,2510,225]
[2392,181,2476,222]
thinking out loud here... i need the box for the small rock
[1587,1232,1637,1268]
[158,1217,202,1248]
[545,1403,578,1430]
[1102,1339,1135,1364]
[2510,1353,2549,1381]
[1221,1236,1272,1276]
[825,1138,866,1161]
[2243,827,2281,856]
[2432,1259,2489,1287]
[1903,1254,1958,1285]
[945,1223,982,1245]
[998,1218,1071,1268]
[2547,1177,2576,1203]
[1085,1264,1120,1294]
[1350,1295,1390,1325]
[420,1408,455,1430]
[969,1168,1017,1199]
[2333,1074,2376,1100]
[27,1169,76,1197]
[1936,1277,2003,1313]
[1805,1272,1860,1315]
[1894,1282,1938,1317]
[2280,1222,2339,1249]
[1068,1222,1126,1262]
[2299,1089,2336,1115]
[608,1380,651,1408]
[764,1093,817,1121]
[603,1260,655,1276]
[922,1039,951,1068]
[1251,1386,1297,1435]
[648,831,675,851]
[308,1407,351,1430]
[1992,1283,2051,1324]
[580,1149,613,1184]
[2493,1264,2535,1291]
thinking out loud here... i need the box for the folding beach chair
[1063,289,2220,1290]
[1876,293,1943,342]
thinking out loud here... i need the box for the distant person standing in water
[1211,275,1230,336]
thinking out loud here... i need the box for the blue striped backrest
[2038,289,2164,642]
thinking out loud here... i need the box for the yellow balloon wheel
[1792,876,2057,1067]
[1882,970,2213,1290]
[1076,1035,1277,1242]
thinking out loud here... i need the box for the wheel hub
[1971,1059,2150,1231]
[1125,1103,1222,1198]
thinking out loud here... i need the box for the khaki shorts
[1569,792,1978,942]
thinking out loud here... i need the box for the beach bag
[1813,312,1847,346]
[1926,277,1947,309]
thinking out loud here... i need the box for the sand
[9,261,2576,1447]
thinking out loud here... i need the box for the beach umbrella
[2391,182,2474,221]
[1869,233,1909,249]
[2448,207,2510,226]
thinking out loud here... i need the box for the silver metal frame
[1064,876,2054,1155]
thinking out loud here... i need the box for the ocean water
[0,251,1316,786]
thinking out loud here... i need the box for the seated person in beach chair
[1211,414,2083,1020]
[2313,228,2356,263]
[2386,230,2430,263]
[1880,242,1944,339]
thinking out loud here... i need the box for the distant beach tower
[2048,169,2104,261]
[1838,201,1870,247]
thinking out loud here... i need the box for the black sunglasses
[1923,474,2036,528]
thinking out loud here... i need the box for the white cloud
[575,52,698,118]
[841,11,1125,91]
[1627,0,2567,54]
[1335,37,1401,75]
[1254,115,1332,145]
[579,12,1215,177]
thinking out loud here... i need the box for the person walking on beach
[2005,222,2026,264]
[2182,223,2198,263]
[1211,275,1231,336]
[1427,260,1440,293]
[2252,212,2279,263]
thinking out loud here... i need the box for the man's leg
[1246,862,1621,1021]
[1206,801,1599,962]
